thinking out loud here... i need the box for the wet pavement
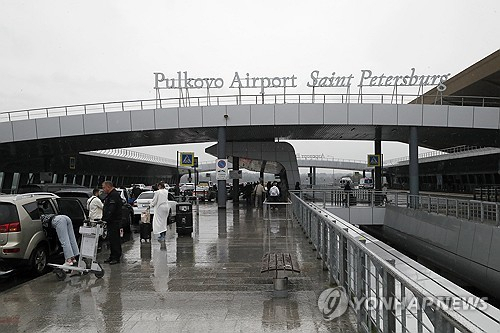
[0,203,356,332]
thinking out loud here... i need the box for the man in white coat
[150,182,170,241]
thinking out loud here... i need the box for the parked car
[180,183,195,196]
[55,188,94,211]
[0,193,87,275]
[359,177,374,189]
[132,191,177,224]
[17,183,86,194]
[193,182,217,201]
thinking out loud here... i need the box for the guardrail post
[383,259,396,333]
[340,231,348,291]
[431,307,454,333]
[323,191,326,208]
[357,239,367,330]
[481,202,484,222]
[329,228,337,284]
[497,203,500,226]
[321,222,328,267]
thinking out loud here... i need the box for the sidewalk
[0,203,356,332]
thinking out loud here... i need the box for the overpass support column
[374,127,382,191]
[232,157,239,203]
[309,167,313,187]
[260,160,266,181]
[217,127,227,209]
[409,127,419,207]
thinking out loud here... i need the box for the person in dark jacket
[102,181,123,265]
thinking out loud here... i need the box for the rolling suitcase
[140,222,152,242]
[140,208,152,242]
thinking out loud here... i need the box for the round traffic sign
[217,160,226,168]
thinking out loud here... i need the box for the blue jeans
[52,215,79,260]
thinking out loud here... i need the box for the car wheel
[29,245,48,275]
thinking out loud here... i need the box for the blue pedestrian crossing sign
[180,152,195,166]
[367,154,382,167]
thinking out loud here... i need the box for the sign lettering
[154,69,451,91]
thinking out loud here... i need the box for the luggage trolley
[49,220,105,281]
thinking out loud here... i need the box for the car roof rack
[14,192,58,200]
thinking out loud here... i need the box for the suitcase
[140,222,152,242]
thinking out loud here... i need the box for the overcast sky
[1,1,499,164]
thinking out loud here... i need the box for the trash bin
[176,202,193,235]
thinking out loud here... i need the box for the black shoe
[109,260,120,265]
[104,258,113,263]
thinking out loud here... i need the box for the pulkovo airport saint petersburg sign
[154,69,450,91]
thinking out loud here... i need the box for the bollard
[273,277,288,298]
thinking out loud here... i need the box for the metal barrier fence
[1,93,499,122]
[290,193,482,332]
[296,189,500,226]
[263,200,292,221]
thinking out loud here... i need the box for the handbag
[140,208,151,224]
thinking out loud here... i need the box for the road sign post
[367,154,382,167]
[216,159,229,181]
[180,152,195,167]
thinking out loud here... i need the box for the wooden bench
[261,252,300,275]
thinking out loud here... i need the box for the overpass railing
[290,193,485,332]
[298,189,500,225]
[384,145,493,166]
[1,93,499,122]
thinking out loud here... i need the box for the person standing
[253,181,265,208]
[87,188,103,221]
[150,182,170,242]
[269,182,280,209]
[266,181,272,200]
[102,181,122,265]
[343,181,352,207]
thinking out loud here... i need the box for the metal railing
[297,189,500,226]
[297,189,390,208]
[296,154,367,165]
[405,194,500,226]
[384,146,493,166]
[1,93,499,123]
[263,200,292,221]
[290,193,490,332]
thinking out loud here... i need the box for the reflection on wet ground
[0,203,356,332]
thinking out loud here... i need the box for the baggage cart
[48,220,105,281]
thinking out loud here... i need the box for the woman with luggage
[150,182,170,241]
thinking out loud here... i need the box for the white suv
[132,191,177,224]
[0,193,87,275]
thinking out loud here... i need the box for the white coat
[87,195,103,221]
[149,188,170,234]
